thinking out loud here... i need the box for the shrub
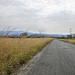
[6,66,13,75]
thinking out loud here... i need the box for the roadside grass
[0,38,53,75]
[59,39,75,44]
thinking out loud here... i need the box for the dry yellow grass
[59,39,75,44]
[0,38,53,74]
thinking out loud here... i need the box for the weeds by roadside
[59,39,75,44]
[0,38,53,75]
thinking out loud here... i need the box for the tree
[20,32,28,38]
[61,36,65,39]
[73,34,75,38]
[67,35,72,39]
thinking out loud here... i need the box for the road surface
[17,39,75,75]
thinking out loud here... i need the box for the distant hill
[0,31,67,37]
[29,33,67,37]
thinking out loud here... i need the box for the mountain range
[0,31,68,37]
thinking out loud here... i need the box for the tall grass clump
[59,39,75,44]
[0,38,53,75]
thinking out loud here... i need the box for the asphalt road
[17,39,75,75]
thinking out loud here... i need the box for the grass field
[0,38,53,75]
[59,39,75,44]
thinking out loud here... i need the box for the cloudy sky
[0,0,75,34]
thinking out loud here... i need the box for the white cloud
[0,0,75,34]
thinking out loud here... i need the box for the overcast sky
[0,0,75,34]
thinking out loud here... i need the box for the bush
[19,56,26,65]
[6,66,13,75]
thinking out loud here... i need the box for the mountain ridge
[0,31,68,37]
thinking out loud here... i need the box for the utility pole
[70,28,72,39]
[70,28,72,35]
